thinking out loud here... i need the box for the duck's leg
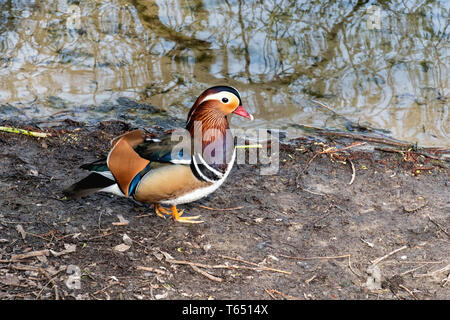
[170,205,203,224]
[154,204,171,219]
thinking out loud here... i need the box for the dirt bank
[0,120,449,300]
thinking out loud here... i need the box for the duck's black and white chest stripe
[190,152,226,183]
[160,148,236,206]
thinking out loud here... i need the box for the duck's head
[186,86,253,130]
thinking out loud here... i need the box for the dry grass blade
[219,255,292,275]
[371,246,407,265]
[280,253,351,261]
[197,205,244,211]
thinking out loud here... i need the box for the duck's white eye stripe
[200,92,237,105]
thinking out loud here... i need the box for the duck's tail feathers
[63,172,116,199]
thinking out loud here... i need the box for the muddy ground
[0,119,449,300]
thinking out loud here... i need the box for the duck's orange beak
[233,105,254,120]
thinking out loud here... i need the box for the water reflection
[0,0,448,146]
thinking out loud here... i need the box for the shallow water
[0,0,448,147]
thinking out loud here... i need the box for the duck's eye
[222,97,229,103]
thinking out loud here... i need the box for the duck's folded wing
[74,130,191,198]
[133,133,192,165]
[107,130,150,197]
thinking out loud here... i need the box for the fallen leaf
[50,244,76,257]
[113,243,131,252]
[16,224,26,240]
[155,292,168,300]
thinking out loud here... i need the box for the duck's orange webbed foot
[154,204,171,219]
[170,205,203,224]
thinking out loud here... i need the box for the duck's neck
[186,109,234,172]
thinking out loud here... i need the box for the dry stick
[0,126,50,138]
[280,253,351,261]
[38,268,60,300]
[348,255,363,278]
[326,142,367,154]
[85,232,113,241]
[198,205,244,211]
[415,264,450,278]
[92,282,125,297]
[375,146,449,161]
[305,275,317,285]
[190,265,223,282]
[348,159,356,185]
[400,264,428,277]
[166,258,291,275]
[264,288,277,299]
[11,249,50,261]
[371,245,408,265]
[299,124,412,148]
[306,124,450,161]
[219,255,292,275]
[280,253,359,277]
[303,141,365,174]
[398,284,417,300]
[10,264,40,272]
[136,266,167,276]
[265,289,302,300]
[427,215,450,239]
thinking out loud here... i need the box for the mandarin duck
[63,86,253,223]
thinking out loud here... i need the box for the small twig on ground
[348,159,356,185]
[198,205,244,211]
[398,284,417,300]
[92,282,123,297]
[190,265,223,282]
[280,253,351,261]
[326,142,367,154]
[165,258,291,275]
[11,249,50,261]
[414,264,450,278]
[264,288,302,300]
[303,141,366,175]
[219,255,291,275]
[348,255,363,278]
[305,274,316,285]
[264,288,277,299]
[442,274,449,287]
[112,214,129,226]
[0,126,50,138]
[136,266,167,275]
[38,268,60,300]
[85,231,113,241]
[399,264,428,276]
[370,245,408,265]
[10,264,40,272]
